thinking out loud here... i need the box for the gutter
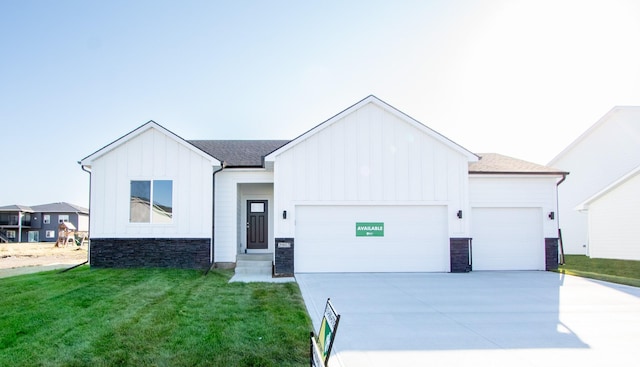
[206,161,226,275]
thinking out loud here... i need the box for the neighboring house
[0,202,89,243]
[80,95,566,272]
[549,106,640,259]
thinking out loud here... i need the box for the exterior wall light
[457,210,463,219]
[283,210,287,219]
[548,211,555,220]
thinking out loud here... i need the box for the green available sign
[356,222,384,237]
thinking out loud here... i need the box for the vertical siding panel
[370,106,383,200]
[153,131,167,177]
[318,129,332,201]
[294,144,307,200]
[421,136,435,201]
[395,113,410,201]
[178,145,191,234]
[407,125,422,199]
[331,120,345,201]
[141,129,154,177]
[357,108,371,201]
[103,153,117,235]
[307,135,319,201]
[127,135,142,178]
[381,113,396,201]
[165,139,179,177]
[434,146,448,201]
[344,113,358,200]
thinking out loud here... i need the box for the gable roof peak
[80,120,220,167]
[265,95,478,162]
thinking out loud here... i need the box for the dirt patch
[0,242,88,269]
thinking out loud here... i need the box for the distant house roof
[0,204,34,213]
[31,202,89,214]
[469,153,568,175]
[0,202,88,214]
[188,140,290,167]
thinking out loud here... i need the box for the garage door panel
[472,207,544,270]
[295,205,448,273]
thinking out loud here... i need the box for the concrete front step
[235,253,273,275]
[237,253,273,261]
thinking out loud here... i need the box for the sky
[2,0,640,208]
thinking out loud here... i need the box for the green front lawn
[557,255,640,287]
[0,267,311,367]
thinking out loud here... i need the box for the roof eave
[469,171,568,175]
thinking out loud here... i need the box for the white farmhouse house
[80,96,566,273]
[549,106,640,260]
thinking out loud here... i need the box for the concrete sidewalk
[0,263,83,278]
[297,271,640,367]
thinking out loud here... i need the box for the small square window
[43,215,50,224]
[46,230,55,239]
[250,203,265,213]
[58,215,69,223]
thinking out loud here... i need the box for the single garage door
[471,207,544,270]
[295,205,448,273]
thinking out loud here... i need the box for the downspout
[79,162,91,264]
[208,161,226,272]
[555,173,567,264]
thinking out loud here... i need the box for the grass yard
[0,267,311,367]
[558,255,640,287]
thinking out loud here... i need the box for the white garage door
[471,207,544,270]
[295,205,448,273]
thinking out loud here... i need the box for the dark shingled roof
[0,204,34,212]
[31,202,89,214]
[0,202,88,213]
[469,153,567,175]
[188,140,290,167]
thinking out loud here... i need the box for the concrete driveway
[296,271,640,367]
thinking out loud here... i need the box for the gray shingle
[188,140,290,167]
[470,153,567,174]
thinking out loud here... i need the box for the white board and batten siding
[581,169,640,261]
[267,100,476,272]
[88,127,216,239]
[549,107,640,255]
[469,175,559,270]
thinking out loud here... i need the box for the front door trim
[246,200,268,250]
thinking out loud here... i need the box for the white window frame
[58,215,69,223]
[43,215,51,224]
[46,230,56,239]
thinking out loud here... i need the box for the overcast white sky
[2,0,640,208]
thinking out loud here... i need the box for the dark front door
[247,200,268,250]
